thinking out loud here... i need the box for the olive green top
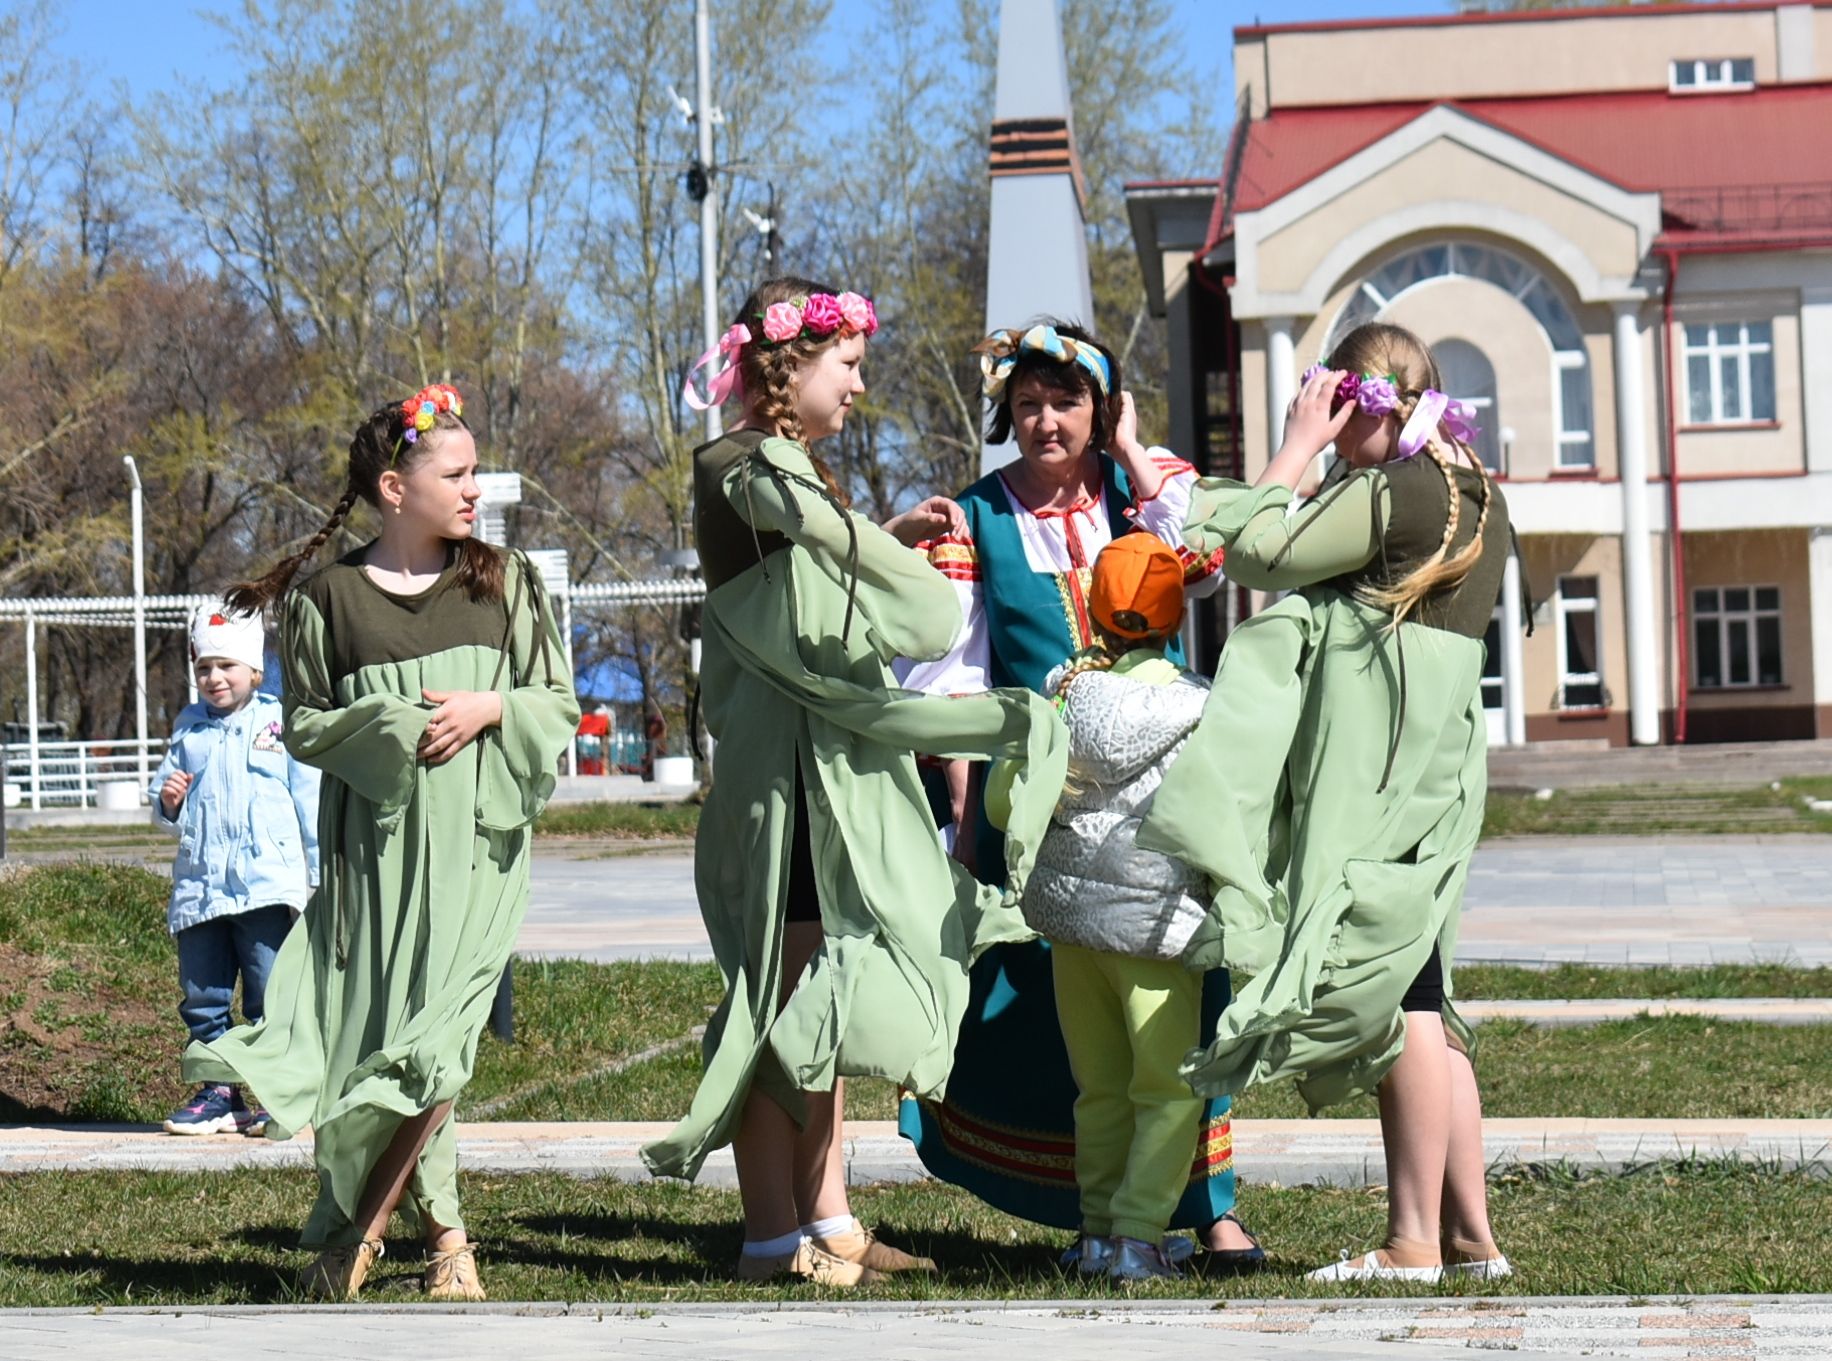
[694,428,793,590]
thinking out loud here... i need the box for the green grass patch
[0,1160,1826,1305]
[1483,778,1832,838]
[1454,962,1832,999]
[533,801,700,840]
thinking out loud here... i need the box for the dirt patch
[0,940,182,1122]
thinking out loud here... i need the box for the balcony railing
[1661,183,1832,235]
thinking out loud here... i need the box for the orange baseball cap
[1089,533,1185,640]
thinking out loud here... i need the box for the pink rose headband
[1301,363,1481,460]
[683,290,879,412]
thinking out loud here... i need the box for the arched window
[1326,241,1594,469]
[1434,338,1503,473]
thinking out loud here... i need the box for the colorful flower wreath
[1301,363,1481,460]
[399,383,464,444]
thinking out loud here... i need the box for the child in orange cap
[1017,532,1232,1281]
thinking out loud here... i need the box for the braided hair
[1327,322,1494,627]
[733,275,851,508]
[228,399,505,613]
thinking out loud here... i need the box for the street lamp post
[122,456,150,797]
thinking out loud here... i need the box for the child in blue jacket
[150,601,320,1134]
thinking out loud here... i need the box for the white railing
[2,738,167,811]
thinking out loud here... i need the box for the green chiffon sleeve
[476,551,582,830]
[280,590,427,813]
[1185,470,1390,592]
[722,436,962,663]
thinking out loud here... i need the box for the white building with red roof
[1128,1,1832,747]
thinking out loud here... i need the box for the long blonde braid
[735,276,851,508]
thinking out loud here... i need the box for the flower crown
[756,290,879,346]
[1300,363,1481,460]
[682,290,879,411]
[976,324,1113,402]
[399,383,464,444]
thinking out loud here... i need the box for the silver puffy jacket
[1022,663,1212,961]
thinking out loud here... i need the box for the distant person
[643,277,1067,1287]
[1141,321,1518,1282]
[151,602,319,1137]
[186,383,580,1302]
[1012,534,1234,1280]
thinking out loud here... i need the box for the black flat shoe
[1200,1212,1267,1270]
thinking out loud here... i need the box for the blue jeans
[175,905,295,1046]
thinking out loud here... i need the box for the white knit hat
[189,601,267,673]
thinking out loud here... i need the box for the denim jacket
[150,691,321,934]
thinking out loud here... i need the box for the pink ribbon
[1396,389,1450,460]
[682,323,752,411]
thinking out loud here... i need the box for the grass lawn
[1482,777,1832,838]
[0,1161,1826,1306]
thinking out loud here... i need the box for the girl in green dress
[645,277,1068,1286]
[1140,322,1515,1283]
[195,384,580,1301]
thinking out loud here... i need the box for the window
[1683,321,1776,424]
[1327,242,1595,470]
[1481,613,1504,712]
[1670,58,1755,92]
[1556,575,1605,709]
[1435,339,1503,473]
[1693,586,1783,689]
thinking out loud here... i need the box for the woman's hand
[419,688,504,765]
[1106,391,1164,501]
[882,496,967,547]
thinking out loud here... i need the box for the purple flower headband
[1301,364,1482,460]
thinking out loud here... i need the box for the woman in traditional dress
[641,277,1068,1286]
[195,384,580,1301]
[1139,321,1517,1282]
[897,322,1261,1262]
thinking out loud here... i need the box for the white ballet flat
[1307,1248,1444,1283]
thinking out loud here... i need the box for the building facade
[1127,1,1832,745]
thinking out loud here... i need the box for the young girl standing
[1013,533,1220,1280]
[190,383,579,1300]
[644,277,1067,1286]
[1140,321,1516,1282]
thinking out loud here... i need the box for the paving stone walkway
[519,839,1832,966]
[8,1296,1832,1360]
[6,1117,1828,1188]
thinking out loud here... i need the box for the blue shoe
[1060,1234,1115,1275]
[163,1084,242,1135]
[238,1103,271,1137]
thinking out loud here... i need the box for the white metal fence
[2,738,167,811]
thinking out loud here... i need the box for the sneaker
[163,1084,243,1135]
[734,1240,880,1287]
[1060,1234,1115,1275]
[1307,1248,1443,1283]
[299,1237,385,1300]
[424,1241,486,1301]
[1444,1251,1513,1280]
[1108,1236,1181,1281]
[811,1218,936,1274]
[238,1104,271,1137]
[1162,1234,1198,1266]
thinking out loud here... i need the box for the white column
[1612,301,1662,745]
[1810,527,1832,737]
[1265,316,1296,462]
[124,456,150,792]
[25,607,41,811]
[1801,285,1832,474]
[1501,550,1527,747]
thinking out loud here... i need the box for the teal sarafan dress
[185,545,580,1247]
[895,453,1238,1232]
[1139,456,1514,1110]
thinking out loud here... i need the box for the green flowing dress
[1137,457,1511,1112]
[642,433,1068,1181]
[185,545,580,1246]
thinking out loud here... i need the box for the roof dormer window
[1670,57,1755,92]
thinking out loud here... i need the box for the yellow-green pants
[1051,941,1203,1243]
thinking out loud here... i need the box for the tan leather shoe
[812,1219,937,1274]
[424,1241,486,1300]
[735,1239,881,1286]
[299,1236,385,1300]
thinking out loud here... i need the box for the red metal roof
[1229,83,1832,243]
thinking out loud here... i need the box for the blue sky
[58,0,1449,125]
